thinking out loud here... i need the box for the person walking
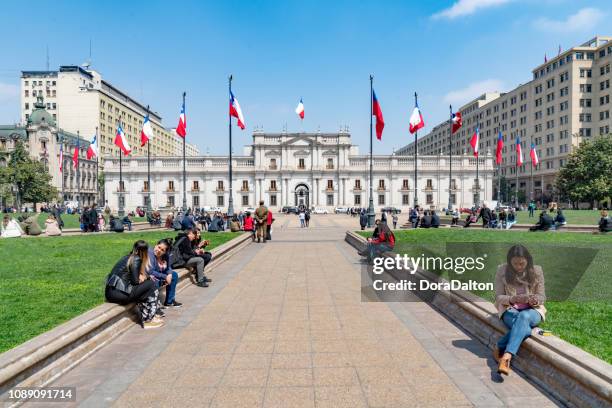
[304,210,310,227]
[299,211,306,228]
[254,200,268,243]
[392,213,398,229]
[359,210,368,231]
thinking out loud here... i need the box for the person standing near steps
[254,200,268,243]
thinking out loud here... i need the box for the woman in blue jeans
[493,244,546,375]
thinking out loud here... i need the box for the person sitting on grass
[553,208,566,230]
[1,215,23,238]
[431,210,440,228]
[172,228,210,287]
[98,213,106,232]
[44,214,62,236]
[419,210,432,228]
[494,245,546,376]
[22,215,42,236]
[109,215,125,233]
[464,210,478,228]
[165,212,174,229]
[450,208,460,226]
[230,215,241,232]
[489,210,498,229]
[505,208,517,229]
[148,238,182,308]
[497,209,507,229]
[359,221,395,262]
[529,211,553,231]
[105,240,164,329]
[598,209,611,233]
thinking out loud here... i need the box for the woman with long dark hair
[105,240,163,329]
[360,220,395,261]
[494,245,546,375]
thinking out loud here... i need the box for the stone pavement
[38,214,559,408]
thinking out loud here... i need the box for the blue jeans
[160,271,178,304]
[368,243,393,261]
[497,308,541,355]
[123,221,132,231]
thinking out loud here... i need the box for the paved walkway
[41,214,559,408]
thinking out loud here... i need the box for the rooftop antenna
[82,39,92,69]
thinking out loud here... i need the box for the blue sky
[0,0,608,154]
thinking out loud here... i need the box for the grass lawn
[13,213,146,229]
[0,230,241,353]
[437,209,601,226]
[358,229,612,363]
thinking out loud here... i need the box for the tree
[555,136,612,208]
[0,141,58,209]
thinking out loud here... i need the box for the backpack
[172,216,183,231]
[170,235,188,268]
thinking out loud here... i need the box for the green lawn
[359,229,612,363]
[0,230,240,353]
[437,209,601,226]
[13,213,146,229]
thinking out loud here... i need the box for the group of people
[105,228,215,329]
[1,212,63,238]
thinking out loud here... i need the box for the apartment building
[397,36,612,203]
[20,66,194,158]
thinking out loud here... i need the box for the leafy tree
[555,136,612,208]
[0,141,57,209]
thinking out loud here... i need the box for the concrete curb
[0,232,252,399]
[345,230,612,408]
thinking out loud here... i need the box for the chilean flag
[516,137,524,166]
[409,102,425,134]
[176,102,186,138]
[140,114,154,146]
[470,127,479,157]
[59,143,63,173]
[230,91,246,130]
[496,132,504,165]
[114,124,132,156]
[451,111,462,134]
[530,143,539,166]
[295,98,304,119]
[72,146,79,170]
[372,90,385,140]
[86,134,98,160]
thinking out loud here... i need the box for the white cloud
[443,79,505,105]
[432,0,512,20]
[534,8,605,32]
[0,82,18,103]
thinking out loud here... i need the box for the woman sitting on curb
[105,240,164,329]
[44,214,62,236]
[494,244,546,375]
[359,221,395,262]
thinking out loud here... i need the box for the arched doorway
[294,184,309,210]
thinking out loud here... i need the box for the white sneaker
[143,318,164,329]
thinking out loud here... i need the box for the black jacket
[176,234,197,260]
[106,255,142,293]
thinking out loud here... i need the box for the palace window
[217,195,224,206]
[269,158,277,169]
[378,179,385,189]
[119,181,125,191]
[327,180,333,190]
[354,194,361,206]
[270,180,277,191]
[326,194,334,206]
[168,181,174,191]
[426,194,434,205]
[242,195,249,206]
[192,196,199,207]
[402,194,410,205]
[217,180,224,191]
[192,180,199,191]
[354,179,361,189]
[167,195,175,207]
[298,158,305,169]
[143,181,149,192]
[241,180,248,191]
[402,179,409,189]
[426,179,433,189]
[378,194,385,205]
[270,194,277,206]
[326,158,334,169]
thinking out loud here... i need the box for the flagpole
[227,75,235,217]
[366,75,375,227]
[515,137,519,208]
[181,93,187,213]
[76,130,81,211]
[497,163,501,204]
[145,105,151,211]
[413,92,418,208]
[118,120,124,217]
[95,126,99,207]
[530,134,534,202]
[447,105,453,212]
[60,134,64,204]
[475,124,480,208]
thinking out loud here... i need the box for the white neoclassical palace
[102,131,494,212]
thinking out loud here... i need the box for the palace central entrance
[294,184,310,209]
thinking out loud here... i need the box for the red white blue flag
[470,127,479,157]
[451,111,462,134]
[230,91,246,130]
[295,98,304,119]
[86,134,98,160]
[59,143,63,173]
[516,137,524,166]
[530,143,539,166]
[496,132,504,165]
[409,101,425,134]
[114,124,132,156]
[372,90,384,140]
[140,114,154,146]
[176,102,186,138]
